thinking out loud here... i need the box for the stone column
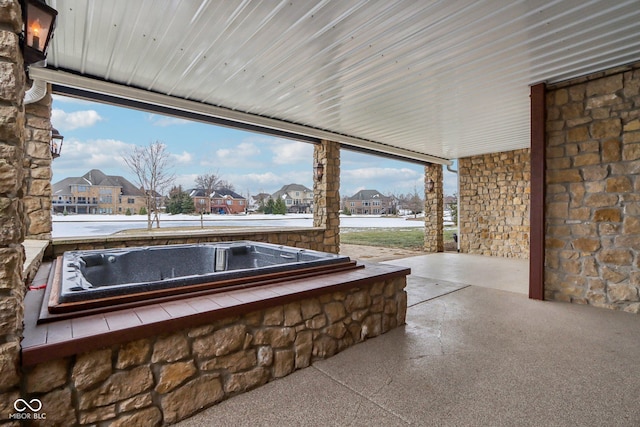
[24,85,53,239]
[424,163,444,252]
[313,140,340,253]
[0,0,27,415]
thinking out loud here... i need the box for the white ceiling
[34,0,640,164]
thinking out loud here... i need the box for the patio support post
[0,0,27,405]
[424,163,444,252]
[529,82,546,300]
[313,140,340,253]
[24,83,53,239]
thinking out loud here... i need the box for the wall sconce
[425,177,435,193]
[314,162,325,182]
[22,0,58,66]
[50,127,63,158]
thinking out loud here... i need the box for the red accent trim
[529,83,546,300]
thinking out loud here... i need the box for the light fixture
[425,177,435,193]
[22,0,58,66]
[50,127,63,158]
[314,162,325,182]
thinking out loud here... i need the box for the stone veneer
[459,149,531,258]
[24,86,53,239]
[545,62,640,312]
[21,277,406,426]
[313,140,340,253]
[424,163,443,252]
[0,0,26,420]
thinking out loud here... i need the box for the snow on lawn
[52,213,433,238]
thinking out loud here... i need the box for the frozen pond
[52,213,428,238]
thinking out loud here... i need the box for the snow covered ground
[52,213,433,238]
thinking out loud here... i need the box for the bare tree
[195,173,221,196]
[406,187,424,218]
[123,141,175,230]
[217,180,235,191]
[195,172,235,194]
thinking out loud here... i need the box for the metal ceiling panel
[44,0,640,162]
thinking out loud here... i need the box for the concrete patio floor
[177,253,640,427]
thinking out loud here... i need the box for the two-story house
[210,189,246,214]
[343,189,392,215]
[52,169,147,215]
[271,184,314,213]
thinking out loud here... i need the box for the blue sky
[51,95,458,198]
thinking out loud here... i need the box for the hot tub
[48,241,357,315]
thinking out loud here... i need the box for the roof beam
[29,67,453,166]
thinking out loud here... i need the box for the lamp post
[50,127,63,158]
[22,0,59,66]
[314,162,324,182]
[425,178,435,193]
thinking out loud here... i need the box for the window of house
[100,195,113,203]
[350,202,355,207]
[127,198,135,204]
[77,185,87,192]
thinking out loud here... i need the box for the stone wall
[545,62,640,311]
[24,86,52,239]
[20,277,407,426]
[313,140,340,253]
[48,228,327,258]
[424,163,443,252]
[0,0,26,421]
[459,149,531,258]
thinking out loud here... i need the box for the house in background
[52,169,147,215]
[343,189,392,215]
[249,192,271,212]
[210,188,246,214]
[271,184,314,213]
[188,189,211,214]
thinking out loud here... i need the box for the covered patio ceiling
[30,0,640,165]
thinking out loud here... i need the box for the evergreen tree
[166,191,197,214]
[274,197,287,215]
[181,195,195,214]
[265,198,275,214]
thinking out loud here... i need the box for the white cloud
[51,138,135,183]
[270,140,313,165]
[174,174,199,189]
[146,114,191,127]
[214,142,261,167]
[52,109,103,131]
[172,151,193,164]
